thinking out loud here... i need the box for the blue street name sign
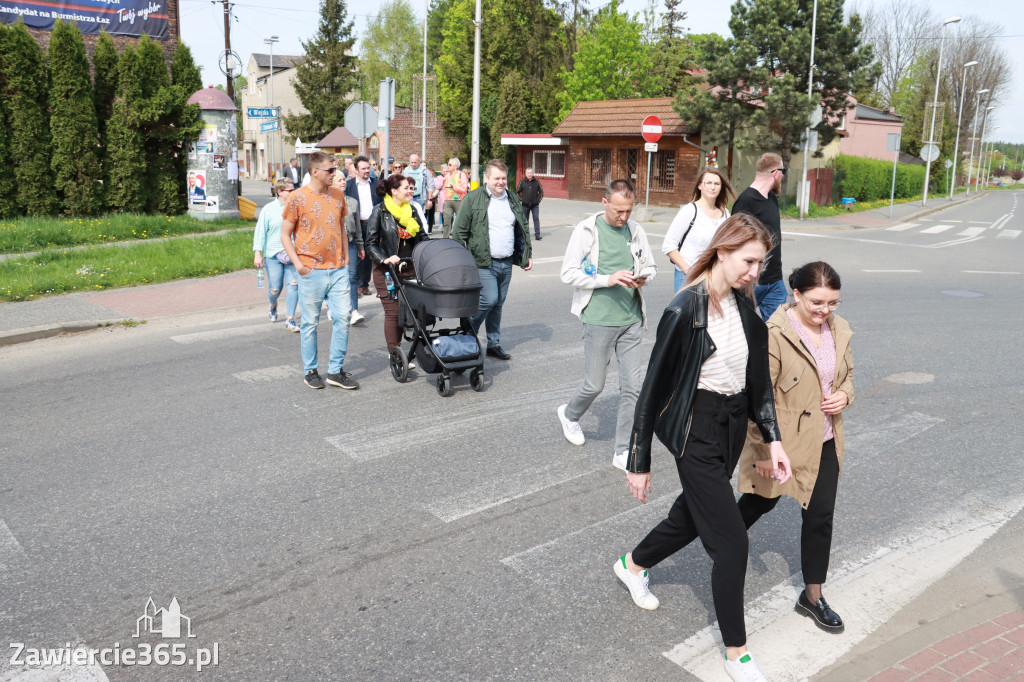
[260,120,280,133]
[248,107,279,118]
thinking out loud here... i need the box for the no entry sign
[641,116,663,143]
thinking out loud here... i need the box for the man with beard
[732,152,786,322]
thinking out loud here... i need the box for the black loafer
[796,590,844,632]
[486,346,512,360]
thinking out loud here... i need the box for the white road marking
[785,232,933,249]
[0,519,110,681]
[989,214,1012,230]
[531,256,564,265]
[956,227,986,237]
[664,496,1024,681]
[996,229,1021,240]
[886,222,919,232]
[920,224,953,234]
[962,270,1020,275]
[862,269,920,273]
[943,220,962,223]
[930,236,985,249]
[884,372,935,385]
[232,364,296,383]
[171,324,269,344]
[427,453,613,522]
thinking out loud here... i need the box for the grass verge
[0,231,253,302]
[0,214,252,254]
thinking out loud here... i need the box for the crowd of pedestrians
[253,149,854,682]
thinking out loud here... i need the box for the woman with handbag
[616,213,792,682]
[736,261,854,633]
[662,167,734,291]
[365,174,426,355]
[253,178,300,331]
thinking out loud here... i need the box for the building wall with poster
[0,0,180,61]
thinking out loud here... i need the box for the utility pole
[421,0,428,162]
[222,0,233,100]
[799,0,818,220]
[470,0,482,188]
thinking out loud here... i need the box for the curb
[0,320,118,347]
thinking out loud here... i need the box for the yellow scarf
[384,194,420,239]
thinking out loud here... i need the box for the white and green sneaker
[724,652,768,682]
[613,555,659,610]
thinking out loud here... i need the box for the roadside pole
[888,132,901,219]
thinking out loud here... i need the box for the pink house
[837,97,904,162]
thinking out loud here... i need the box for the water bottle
[385,271,397,300]
[581,256,597,276]
[257,268,265,289]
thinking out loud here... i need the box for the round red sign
[641,115,663,143]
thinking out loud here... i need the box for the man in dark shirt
[516,167,545,240]
[732,152,786,322]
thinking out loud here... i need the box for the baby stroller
[387,238,485,397]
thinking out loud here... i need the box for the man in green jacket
[453,159,533,360]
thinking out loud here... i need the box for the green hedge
[830,154,927,203]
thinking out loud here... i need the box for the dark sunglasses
[316,167,338,174]
[774,167,788,175]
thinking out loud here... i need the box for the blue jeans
[348,240,360,313]
[264,255,298,319]
[297,267,351,373]
[565,322,645,455]
[356,220,372,287]
[673,268,685,292]
[471,258,514,350]
[755,279,787,322]
[523,204,540,237]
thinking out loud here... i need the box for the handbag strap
[677,202,699,250]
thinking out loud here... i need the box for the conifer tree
[284,0,358,142]
[135,35,178,213]
[49,20,103,215]
[0,25,18,218]
[0,23,59,215]
[92,30,119,195]
[170,42,203,97]
[491,72,534,164]
[106,45,147,213]
[171,43,204,211]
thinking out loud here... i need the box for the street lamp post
[922,16,961,207]
[265,36,279,181]
[974,106,994,192]
[949,60,978,199]
[965,88,989,195]
[799,0,818,220]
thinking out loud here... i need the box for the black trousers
[631,389,750,647]
[736,438,839,585]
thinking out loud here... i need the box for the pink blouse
[786,308,836,441]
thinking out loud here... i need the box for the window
[531,150,565,178]
[587,148,612,186]
[650,149,676,191]
[624,149,639,183]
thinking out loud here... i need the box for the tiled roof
[317,126,360,148]
[251,53,304,69]
[552,98,690,136]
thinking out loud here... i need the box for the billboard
[0,1,169,40]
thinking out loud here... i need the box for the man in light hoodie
[557,179,657,471]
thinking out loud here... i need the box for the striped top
[698,292,748,395]
[786,307,837,441]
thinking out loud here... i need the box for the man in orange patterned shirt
[280,151,359,390]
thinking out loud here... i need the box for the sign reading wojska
[0,0,169,40]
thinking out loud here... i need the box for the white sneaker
[557,404,585,445]
[612,450,628,472]
[613,556,659,610]
[724,652,768,682]
[350,309,365,325]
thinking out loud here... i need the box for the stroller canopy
[412,239,482,291]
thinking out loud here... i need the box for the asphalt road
[0,191,1021,681]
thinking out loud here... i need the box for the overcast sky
[178,0,1023,145]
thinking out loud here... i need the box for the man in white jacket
[557,179,657,471]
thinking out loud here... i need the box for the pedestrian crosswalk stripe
[920,224,954,234]
[887,222,919,231]
[996,230,1021,240]
[957,227,986,237]
[233,364,296,382]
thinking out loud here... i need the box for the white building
[241,53,306,181]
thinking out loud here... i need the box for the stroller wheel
[390,347,410,383]
[470,368,485,392]
[436,374,454,397]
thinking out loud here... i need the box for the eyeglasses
[315,167,337,174]
[802,298,841,312]
[773,167,788,176]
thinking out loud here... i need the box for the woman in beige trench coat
[737,261,854,633]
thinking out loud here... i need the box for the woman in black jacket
[613,213,792,682]
[365,173,425,353]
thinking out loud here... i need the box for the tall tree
[0,26,16,218]
[283,0,358,142]
[645,0,698,97]
[49,21,104,216]
[170,42,203,97]
[92,31,119,200]
[490,71,534,164]
[106,45,147,213]
[136,34,180,214]
[0,23,59,215]
[557,0,658,121]
[426,0,455,67]
[853,0,934,106]
[360,0,423,108]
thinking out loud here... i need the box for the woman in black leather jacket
[612,213,792,682]
[365,173,426,353]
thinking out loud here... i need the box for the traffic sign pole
[640,115,663,218]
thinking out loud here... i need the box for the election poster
[0,1,170,40]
